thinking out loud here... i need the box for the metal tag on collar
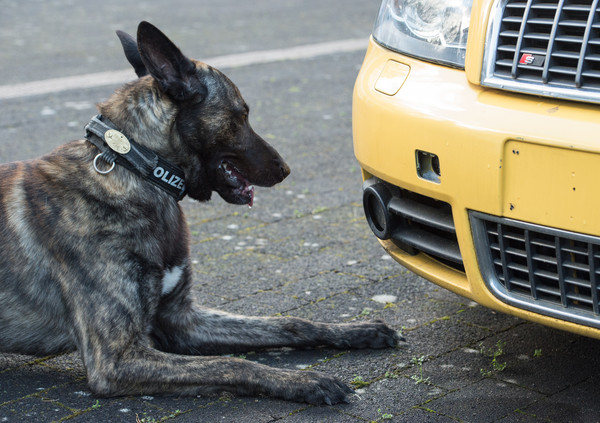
[104,129,131,154]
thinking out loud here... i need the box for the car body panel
[353,19,600,338]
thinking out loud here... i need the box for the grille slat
[564,275,593,288]
[533,268,560,281]
[563,4,594,11]
[554,34,585,42]
[589,245,600,313]
[471,211,600,328]
[567,292,594,304]
[385,190,463,266]
[559,19,590,27]
[529,17,556,24]
[522,46,551,54]
[500,30,522,37]
[506,246,528,258]
[563,260,590,272]
[392,227,462,264]
[536,285,561,296]
[483,0,600,103]
[507,262,529,273]
[388,197,455,233]
[509,277,532,289]
[497,59,516,68]
[532,253,558,264]
[562,244,588,254]
[504,16,526,23]
[553,50,582,58]
[549,65,578,75]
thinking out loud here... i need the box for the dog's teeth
[248,185,255,208]
[221,164,232,176]
[221,162,235,178]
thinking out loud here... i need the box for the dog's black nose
[280,162,291,180]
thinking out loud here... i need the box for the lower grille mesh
[362,178,463,272]
[471,211,600,327]
[388,189,463,270]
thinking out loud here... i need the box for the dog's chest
[161,265,184,296]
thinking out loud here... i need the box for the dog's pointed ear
[136,21,207,102]
[116,30,149,78]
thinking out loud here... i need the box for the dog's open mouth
[218,161,255,207]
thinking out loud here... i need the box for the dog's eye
[236,107,249,120]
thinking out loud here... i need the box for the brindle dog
[0,22,401,404]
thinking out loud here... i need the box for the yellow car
[353,0,600,338]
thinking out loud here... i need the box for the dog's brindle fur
[0,22,400,404]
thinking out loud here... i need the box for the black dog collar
[85,115,186,201]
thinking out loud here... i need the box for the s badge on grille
[519,53,545,67]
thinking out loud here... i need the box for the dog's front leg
[68,272,352,404]
[152,292,401,355]
[83,342,353,404]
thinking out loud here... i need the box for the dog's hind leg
[152,289,401,355]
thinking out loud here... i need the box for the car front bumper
[353,38,600,339]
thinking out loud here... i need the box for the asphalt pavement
[1,1,600,422]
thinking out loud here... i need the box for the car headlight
[373,0,473,68]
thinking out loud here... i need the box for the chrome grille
[482,0,600,104]
[471,211,600,328]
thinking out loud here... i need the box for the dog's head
[111,21,290,206]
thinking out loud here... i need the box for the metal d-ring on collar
[90,126,128,175]
[84,114,187,201]
[93,153,116,174]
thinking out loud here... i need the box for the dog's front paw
[279,370,354,405]
[332,320,404,349]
